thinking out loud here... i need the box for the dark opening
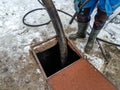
[36,43,80,77]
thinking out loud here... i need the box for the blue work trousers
[74,0,120,16]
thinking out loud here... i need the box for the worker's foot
[84,39,94,54]
[69,22,89,40]
[69,33,86,40]
[84,29,100,54]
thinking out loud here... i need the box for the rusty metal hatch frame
[30,36,83,78]
[30,36,117,90]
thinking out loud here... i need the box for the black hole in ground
[36,43,81,77]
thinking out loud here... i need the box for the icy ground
[0,0,120,89]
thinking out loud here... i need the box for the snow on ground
[0,0,120,89]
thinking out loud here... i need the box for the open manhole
[37,43,80,77]
[31,37,117,90]
[31,37,82,77]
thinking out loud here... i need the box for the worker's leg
[84,0,120,53]
[85,8,108,53]
[69,8,90,39]
[69,0,98,40]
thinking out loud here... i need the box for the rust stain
[48,59,118,90]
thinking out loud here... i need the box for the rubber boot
[84,29,100,54]
[84,8,108,54]
[69,22,89,40]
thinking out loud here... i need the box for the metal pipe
[41,0,68,66]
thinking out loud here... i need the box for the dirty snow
[0,0,120,89]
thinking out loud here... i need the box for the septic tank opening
[36,43,80,77]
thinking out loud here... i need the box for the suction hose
[41,0,68,66]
